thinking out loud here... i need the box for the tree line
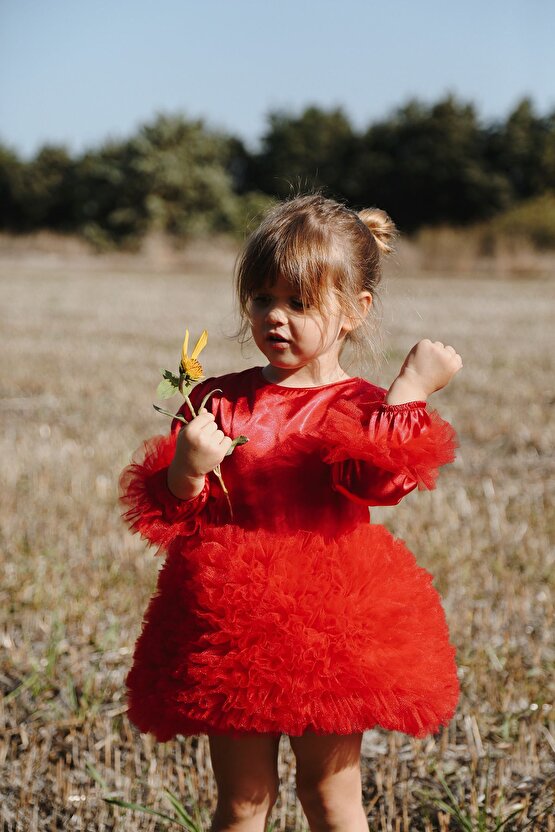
[0,95,554,249]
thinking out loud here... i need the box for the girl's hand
[386,340,463,404]
[174,408,233,478]
[167,408,233,499]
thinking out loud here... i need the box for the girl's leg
[208,732,282,832]
[289,731,369,832]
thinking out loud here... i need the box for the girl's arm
[119,377,231,555]
[118,430,211,556]
[385,339,463,405]
[324,398,458,505]
[320,340,463,506]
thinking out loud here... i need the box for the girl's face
[248,273,365,380]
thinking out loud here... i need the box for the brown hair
[233,192,397,375]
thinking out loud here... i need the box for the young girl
[119,193,462,832]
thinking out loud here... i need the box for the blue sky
[1,0,553,160]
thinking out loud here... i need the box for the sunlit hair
[233,191,397,376]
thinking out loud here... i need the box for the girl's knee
[209,732,281,815]
[296,787,366,831]
[297,766,361,807]
[218,777,280,810]
[296,763,365,830]
[212,785,279,827]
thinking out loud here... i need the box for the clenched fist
[176,408,233,477]
[168,408,233,499]
[386,339,463,405]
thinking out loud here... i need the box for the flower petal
[181,329,190,366]
[182,358,204,381]
[191,329,208,360]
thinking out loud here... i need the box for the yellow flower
[180,328,208,381]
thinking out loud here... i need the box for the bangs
[236,210,346,313]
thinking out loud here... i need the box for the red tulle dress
[119,366,460,742]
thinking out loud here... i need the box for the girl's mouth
[267,339,289,350]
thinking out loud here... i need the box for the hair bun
[357,208,397,256]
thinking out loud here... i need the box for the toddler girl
[119,193,462,832]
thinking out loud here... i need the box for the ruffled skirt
[125,523,459,741]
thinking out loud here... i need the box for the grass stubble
[0,245,553,830]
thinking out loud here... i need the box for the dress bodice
[120,366,458,555]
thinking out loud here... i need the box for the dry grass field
[1,242,554,830]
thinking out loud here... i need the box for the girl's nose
[264,304,288,324]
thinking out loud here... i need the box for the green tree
[485,97,555,200]
[0,143,23,228]
[69,139,145,248]
[17,145,74,230]
[2,97,554,243]
[133,113,240,237]
[349,95,511,231]
[251,105,356,199]
[68,114,247,248]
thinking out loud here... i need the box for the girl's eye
[252,296,307,310]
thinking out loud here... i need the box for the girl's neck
[261,364,352,388]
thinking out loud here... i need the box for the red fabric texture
[319,396,459,496]
[120,366,460,740]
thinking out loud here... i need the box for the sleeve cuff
[378,400,428,412]
[148,467,210,523]
[319,398,458,491]
[119,433,211,553]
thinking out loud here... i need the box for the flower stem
[213,465,233,520]
[178,376,197,420]
[184,393,197,420]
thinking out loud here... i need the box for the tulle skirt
[125,522,459,741]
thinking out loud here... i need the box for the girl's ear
[341,292,372,333]
[358,291,372,316]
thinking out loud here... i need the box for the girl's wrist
[167,460,206,500]
[385,373,429,406]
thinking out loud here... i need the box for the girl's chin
[259,344,296,361]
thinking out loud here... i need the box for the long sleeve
[119,376,217,554]
[320,397,458,507]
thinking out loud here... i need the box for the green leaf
[225,435,249,456]
[161,369,180,384]
[494,807,529,830]
[433,798,470,825]
[161,789,200,831]
[153,404,187,423]
[433,774,473,830]
[156,379,179,399]
[183,771,206,830]
[85,761,109,791]
[3,669,41,703]
[103,797,186,825]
